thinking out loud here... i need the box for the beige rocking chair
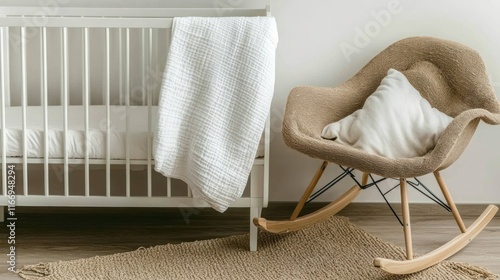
[254,36,500,274]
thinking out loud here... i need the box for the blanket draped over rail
[153,17,278,212]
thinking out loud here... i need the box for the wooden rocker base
[374,204,498,274]
[254,162,497,275]
[253,185,361,233]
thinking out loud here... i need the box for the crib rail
[0,7,268,18]
[1,17,172,28]
[0,7,270,211]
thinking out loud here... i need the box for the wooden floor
[0,203,498,279]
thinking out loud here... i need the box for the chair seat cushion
[321,69,453,159]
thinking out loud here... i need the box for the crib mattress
[2,106,265,160]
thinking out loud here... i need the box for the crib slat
[0,27,8,196]
[21,27,28,196]
[125,28,131,197]
[84,27,90,197]
[62,27,69,196]
[105,28,111,197]
[142,29,147,106]
[38,27,43,106]
[118,29,123,106]
[42,27,49,196]
[60,29,64,107]
[153,29,160,105]
[147,28,153,197]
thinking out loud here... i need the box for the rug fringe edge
[17,263,51,280]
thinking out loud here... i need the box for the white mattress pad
[2,105,264,160]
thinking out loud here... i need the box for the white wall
[269,0,500,203]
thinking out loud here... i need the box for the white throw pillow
[321,68,453,159]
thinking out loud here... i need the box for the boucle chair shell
[282,36,500,178]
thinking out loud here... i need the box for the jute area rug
[18,216,498,280]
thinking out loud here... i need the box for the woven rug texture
[18,216,498,280]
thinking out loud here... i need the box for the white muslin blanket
[153,17,278,212]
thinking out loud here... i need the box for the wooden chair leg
[290,161,328,220]
[433,171,466,233]
[400,178,413,260]
[361,172,370,186]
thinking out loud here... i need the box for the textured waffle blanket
[154,17,278,212]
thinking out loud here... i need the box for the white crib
[0,4,270,251]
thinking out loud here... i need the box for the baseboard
[340,202,497,217]
[263,202,498,217]
[7,202,497,217]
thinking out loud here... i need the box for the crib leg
[249,162,264,251]
[0,206,4,222]
[250,206,261,251]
